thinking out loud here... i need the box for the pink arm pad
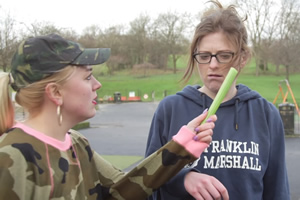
[172,126,209,158]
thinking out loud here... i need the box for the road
[81,102,300,200]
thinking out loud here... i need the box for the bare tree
[270,0,300,80]
[79,25,103,48]
[99,25,128,75]
[60,29,79,42]
[0,11,18,72]
[237,0,276,76]
[19,21,63,37]
[152,12,191,73]
[127,14,151,66]
[148,24,169,69]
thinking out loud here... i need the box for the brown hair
[182,0,251,83]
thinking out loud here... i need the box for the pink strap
[172,126,208,158]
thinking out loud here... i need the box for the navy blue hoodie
[145,84,290,200]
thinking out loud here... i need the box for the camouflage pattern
[0,125,197,200]
[10,34,110,91]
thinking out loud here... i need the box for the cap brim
[71,48,110,65]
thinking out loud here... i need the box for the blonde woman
[0,34,217,200]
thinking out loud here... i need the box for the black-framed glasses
[193,52,234,64]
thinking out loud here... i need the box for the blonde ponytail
[0,72,14,135]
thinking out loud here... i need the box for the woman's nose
[209,56,219,68]
[93,78,102,90]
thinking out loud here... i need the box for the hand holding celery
[201,67,238,125]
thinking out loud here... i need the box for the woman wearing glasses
[145,1,290,200]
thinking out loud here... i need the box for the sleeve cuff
[172,126,208,158]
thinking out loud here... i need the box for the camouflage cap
[10,34,110,91]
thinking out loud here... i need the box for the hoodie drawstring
[201,93,206,111]
[234,98,240,131]
[200,92,240,131]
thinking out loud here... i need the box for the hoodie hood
[177,84,261,130]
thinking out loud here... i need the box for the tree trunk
[285,65,289,81]
[255,59,259,76]
[172,54,177,74]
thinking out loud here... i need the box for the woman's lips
[208,73,222,77]
[92,98,97,105]
[208,74,223,79]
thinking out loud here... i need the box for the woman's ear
[45,83,62,105]
[239,51,249,69]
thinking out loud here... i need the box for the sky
[0,0,232,34]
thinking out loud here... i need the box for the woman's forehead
[197,32,236,51]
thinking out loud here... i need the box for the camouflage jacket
[0,123,206,200]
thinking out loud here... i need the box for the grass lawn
[94,64,300,107]
[237,73,300,106]
[101,155,143,170]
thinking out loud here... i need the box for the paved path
[80,102,158,156]
[80,102,300,200]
